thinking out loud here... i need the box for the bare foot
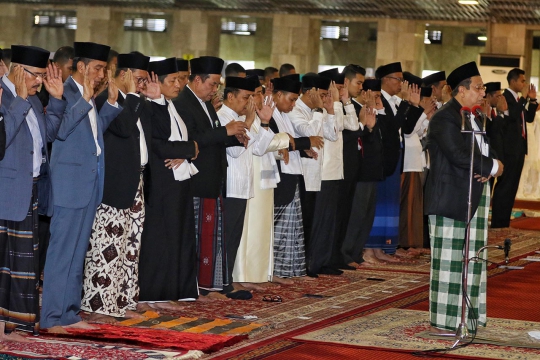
[258,282,281,289]
[136,302,159,314]
[240,282,266,291]
[348,262,363,269]
[148,301,185,311]
[209,292,232,301]
[87,313,118,324]
[232,282,248,291]
[363,249,384,264]
[373,249,401,263]
[272,276,294,285]
[43,326,69,334]
[293,275,316,281]
[0,331,30,343]
[64,321,98,330]
[124,310,146,319]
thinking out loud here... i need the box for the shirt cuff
[377,108,386,116]
[128,92,140,97]
[490,159,499,177]
[107,101,119,108]
[151,94,166,105]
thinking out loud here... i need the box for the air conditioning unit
[477,54,523,85]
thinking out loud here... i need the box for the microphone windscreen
[471,105,482,115]
[460,106,471,113]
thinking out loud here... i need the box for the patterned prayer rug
[293,308,540,359]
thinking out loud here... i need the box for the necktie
[491,108,496,119]
[517,96,526,139]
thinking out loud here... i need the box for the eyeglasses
[386,76,404,83]
[134,77,148,85]
[23,67,47,80]
[262,295,282,303]
[473,84,487,91]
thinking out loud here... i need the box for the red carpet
[509,216,540,230]
[263,343,494,360]
[406,261,540,322]
[45,323,247,353]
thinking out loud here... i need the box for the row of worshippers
[0,38,532,340]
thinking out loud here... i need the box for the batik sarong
[0,182,39,334]
[273,185,306,278]
[194,196,228,291]
[81,176,145,317]
[428,183,489,331]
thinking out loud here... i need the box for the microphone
[460,106,471,131]
[471,105,486,132]
[504,238,512,264]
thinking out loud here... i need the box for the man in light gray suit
[0,45,65,339]
[41,42,122,330]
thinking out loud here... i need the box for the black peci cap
[11,45,50,68]
[375,62,402,79]
[117,52,150,71]
[73,42,110,62]
[148,57,178,76]
[190,56,224,75]
[446,61,480,90]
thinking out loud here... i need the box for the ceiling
[4,0,540,24]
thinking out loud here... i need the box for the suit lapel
[185,88,214,129]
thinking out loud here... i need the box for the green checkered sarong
[428,183,489,331]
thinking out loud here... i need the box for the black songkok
[403,72,422,87]
[362,79,381,92]
[117,52,150,71]
[302,75,331,90]
[11,45,50,68]
[272,77,302,94]
[420,87,433,98]
[485,82,501,94]
[422,71,446,86]
[246,69,265,80]
[73,42,110,62]
[225,76,258,92]
[148,57,178,76]
[190,56,224,75]
[446,61,480,90]
[375,62,402,79]
[176,58,189,72]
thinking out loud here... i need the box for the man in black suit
[0,87,4,160]
[491,68,538,228]
[80,52,165,322]
[174,56,247,299]
[424,61,503,331]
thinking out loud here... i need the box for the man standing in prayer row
[270,75,315,282]
[425,61,504,332]
[42,42,122,330]
[81,52,163,321]
[219,75,275,298]
[138,57,200,308]
[0,45,65,339]
[175,56,247,299]
[491,68,538,228]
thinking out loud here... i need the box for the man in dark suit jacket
[80,52,166,322]
[42,42,122,330]
[0,45,66,336]
[424,62,503,331]
[174,56,247,298]
[491,68,538,228]
[0,109,4,161]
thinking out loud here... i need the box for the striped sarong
[0,182,39,334]
[428,183,489,331]
[273,185,306,278]
[194,196,228,291]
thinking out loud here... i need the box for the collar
[71,76,84,95]
[381,89,392,102]
[186,84,206,105]
[119,89,126,99]
[296,97,312,112]
[506,88,519,99]
[2,75,17,98]
[220,103,240,119]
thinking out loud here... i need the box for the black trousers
[333,179,357,266]
[491,153,524,228]
[307,180,341,274]
[341,181,378,265]
[299,177,317,261]
[38,214,51,280]
[223,197,247,292]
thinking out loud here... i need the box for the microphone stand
[451,110,483,348]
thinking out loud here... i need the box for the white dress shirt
[73,77,102,156]
[186,84,214,127]
[218,104,274,199]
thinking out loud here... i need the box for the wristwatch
[313,108,323,113]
